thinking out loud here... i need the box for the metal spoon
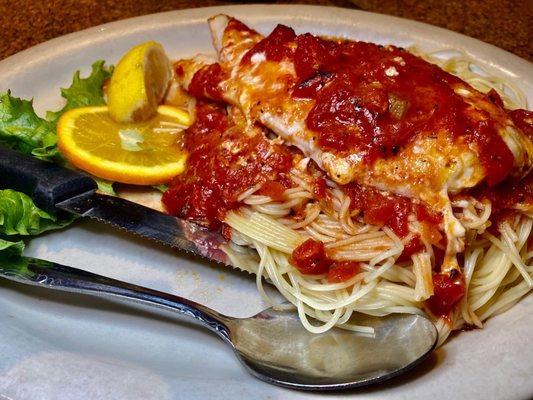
[0,255,438,391]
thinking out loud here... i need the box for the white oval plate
[0,5,532,400]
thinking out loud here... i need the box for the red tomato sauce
[342,183,443,258]
[468,172,532,230]
[465,106,532,228]
[221,224,232,241]
[258,181,287,201]
[162,102,293,229]
[188,63,227,102]
[241,24,296,65]
[343,183,441,235]
[290,239,332,275]
[486,88,504,108]
[243,27,515,185]
[469,119,515,186]
[397,237,425,262]
[427,272,465,320]
[312,177,328,200]
[291,239,363,282]
[508,109,533,140]
[327,261,360,283]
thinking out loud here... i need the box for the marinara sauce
[342,182,442,258]
[508,109,533,140]
[242,28,516,186]
[469,172,533,231]
[188,63,227,102]
[427,272,466,320]
[162,102,293,229]
[290,239,360,282]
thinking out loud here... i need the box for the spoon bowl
[228,309,437,390]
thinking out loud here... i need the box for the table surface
[0,0,531,62]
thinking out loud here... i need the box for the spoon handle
[0,255,232,342]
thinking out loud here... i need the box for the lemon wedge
[57,105,191,185]
[107,41,172,123]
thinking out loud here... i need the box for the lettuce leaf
[0,237,25,257]
[48,60,115,194]
[152,184,168,193]
[0,92,59,161]
[0,238,31,275]
[47,61,113,124]
[0,189,71,262]
[0,189,73,236]
[95,178,116,195]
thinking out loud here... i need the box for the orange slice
[57,105,190,185]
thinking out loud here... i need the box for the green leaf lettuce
[0,189,72,262]
[0,237,25,257]
[0,189,73,236]
[47,60,113,123]
[0,92,59,161]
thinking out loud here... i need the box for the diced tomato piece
[327,261,360,283]
[221,224,232,241]
[313,177,327,200]
[259,181,287,201]
[397,236,424,262]
[427,273,465,318]
[242,24,296,64]
[415,204,442,225]
[291,239,332,275]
